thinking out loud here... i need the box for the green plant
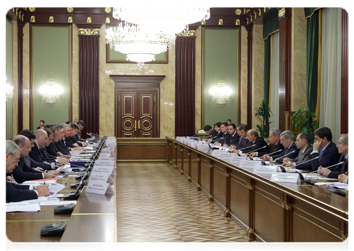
[255,100,272,138]
[291,106,319,143]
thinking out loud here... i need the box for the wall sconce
[210,80,231,106]
[39,79,63,105]
[6,77,14,101]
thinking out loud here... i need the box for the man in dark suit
[10,135,57,183]
[211,122,229,144]
[233,129,269,154]
[262,130,299,163]
[203,125,213,136]
[54,125,72,155]
[70,123,88,147]
[6,140,50,203]
[214,123,239,147]
[283,132,313,169]
[231,124,249,150]
[318,133,348,178]
[309,127,341,171]
[249,128,284,158]
[206,122,222,142]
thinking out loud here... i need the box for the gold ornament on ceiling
[30,16,35,23]
[201,19,206,25]
[235,19,240,26]
[105,7,111,13]
[67,7,74,13]
[106,17,110,23]
[68,16,73,23]
[259,9,262,16]
[29,7,35,12]
[87,17,92,23]
[235,9,242,15]
[49,16,54,23]
[279,8,285,17]
[218,19,223,25]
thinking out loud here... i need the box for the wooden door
[117,90,158,137]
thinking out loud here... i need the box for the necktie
[319,149,323,158]
[24,156,30,167]
[243,138,246,146]
[286,148,289,154]
[341,158,347,173]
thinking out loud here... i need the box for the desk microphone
[273,150,296,163]
[234,144,256,156]
[265,149,283,157]
[293,156,319,168]
[303,161,344,179]
[247,145,268,158]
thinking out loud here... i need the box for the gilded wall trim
[176,30,196,37]
[78,28,100,35]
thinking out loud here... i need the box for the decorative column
[17,22,25,133]
[341,9,348,133]
[175,31,196,136]
[278,8,292,131]
[78,25,101,136]
[246,24,253,128]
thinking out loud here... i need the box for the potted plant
[291,106,319,143]
[255,100,272,138]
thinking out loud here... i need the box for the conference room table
[6,174,116,242]
[167,137,348,242]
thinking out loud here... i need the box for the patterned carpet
[116,162,254,242]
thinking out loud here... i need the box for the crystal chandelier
[39,79,63,105]
[6,77,14,101]
[210,81,232,106]
[106,23,175,66]
[112,7,210,35]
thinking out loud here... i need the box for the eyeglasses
[10,153,20,163]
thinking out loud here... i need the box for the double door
[116,90,158,138]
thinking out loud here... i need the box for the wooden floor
[116,162,255,242]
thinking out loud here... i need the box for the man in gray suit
[283,132,313,169]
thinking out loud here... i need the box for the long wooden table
[167,137,348,242]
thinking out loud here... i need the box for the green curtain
[263,8,279,105]
[305,9,319,112]
[263,39,271,104]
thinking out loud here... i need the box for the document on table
[39,200,77,206]
[6,202,41,212]
[315,182,349,190]
[48,183,66,195]
[303,173,338,180]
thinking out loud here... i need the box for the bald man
[29,129,58,170]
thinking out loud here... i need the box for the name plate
[98,155,114,160]
[190,142,198,149]
[95,160,115,168]
[211,150,223,157]
[89,172,114,184]
[85,181,114,195]
[218,153,232,161]
[271,173,300,183]
[93,165,117,176]
[253,165,278,174]
[239,160,261,170]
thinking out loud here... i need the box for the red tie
[243,138,246,146]
[341,158,347,172]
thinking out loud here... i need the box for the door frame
[111,75,165,138]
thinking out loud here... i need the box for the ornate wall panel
[341,9,348,133]
[79,28,100,135]
[175,34,196,136]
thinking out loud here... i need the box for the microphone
[305,161,344,176]
[265,149,283,157]
[234,144,256,156]
[248,145,268,154]
[273,150,296,162]
[293,156,319,168]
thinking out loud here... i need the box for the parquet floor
[116,162,254,242]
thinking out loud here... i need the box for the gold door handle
[134,120,137,131]
[138,120,140,129]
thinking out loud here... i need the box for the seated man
[227,119,232,125]
[76,120,91,141]
[222,123,240,147]
[46,126,70,160]
[69,123,88,147]
[6,140,50,203]
[19,130,56,171]
[42,128,59,162]
[283,132,313,169]
[213,122,229,145]
[29,129,57,169]
[10,135,57,184]
[231,124,249,150]
[233,129,269,154]
[54,125,71,155]
[309,127,341,171]
[206,122,222,142]
[249,128,284,158]
[203,125,213,136]
[318,134,348,179]
[262,130,299,163]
